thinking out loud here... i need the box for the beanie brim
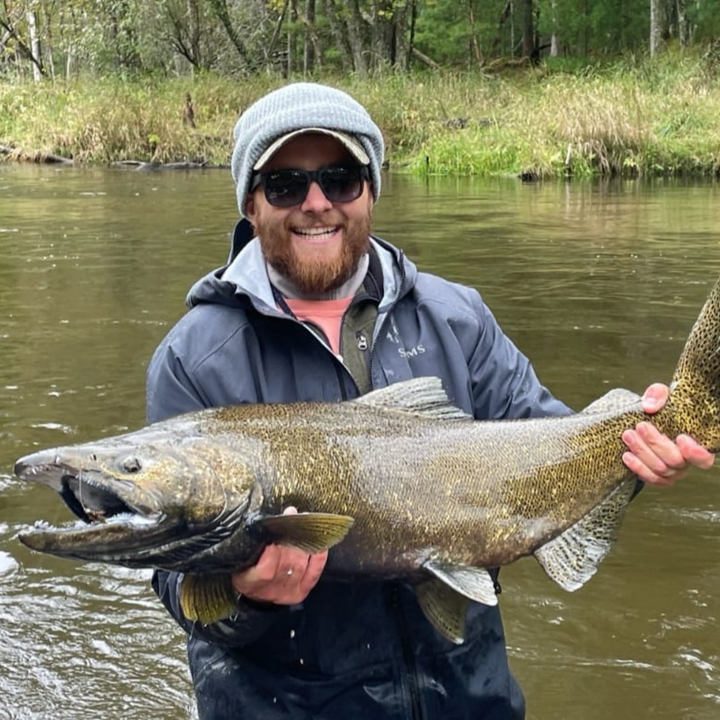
[254,128,370,170]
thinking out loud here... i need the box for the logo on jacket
[398,344,426,359]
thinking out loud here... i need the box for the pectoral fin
[180,573,237,625]
[534,478,637,591]
[423,559,498,605]
[416,578,471,644]
[251,512,355,554]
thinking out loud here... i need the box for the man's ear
[245,193,257,223]
[367,184,375,209]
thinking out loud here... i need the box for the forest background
[1,0,720,179]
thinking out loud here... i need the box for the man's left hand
[621,383,715,487]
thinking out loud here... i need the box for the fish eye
[119,456,142,474]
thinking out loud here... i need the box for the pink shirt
[285,296,354,355]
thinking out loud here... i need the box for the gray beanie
[231,83,384,216]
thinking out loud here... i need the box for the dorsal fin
[354,377,471,421]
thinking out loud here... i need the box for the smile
[291,225,341,241]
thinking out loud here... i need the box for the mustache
[287,215,344,230]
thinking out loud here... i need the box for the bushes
[2,55,720,178]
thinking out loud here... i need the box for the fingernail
[644,398,658,410]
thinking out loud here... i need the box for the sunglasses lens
[263,170,309,208]
[258,166,367,208]
[319,167,364,203]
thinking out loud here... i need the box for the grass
[2,49,720,178]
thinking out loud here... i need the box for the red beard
[256,212,371,295]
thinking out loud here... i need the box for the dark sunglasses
[250,165,370,208]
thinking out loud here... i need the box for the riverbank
[2,51,720,178]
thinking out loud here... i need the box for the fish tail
[666,276,720,451]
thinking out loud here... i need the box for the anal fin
[534,478,637,591]
[416,578,471,645]
[415,561,498,644]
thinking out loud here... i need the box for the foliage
[2,55,720,180]
[1,0,720,81]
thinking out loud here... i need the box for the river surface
[0,164,718,719]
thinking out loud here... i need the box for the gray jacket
[147,223,571,720]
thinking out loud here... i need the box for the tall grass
[2,50,720,177]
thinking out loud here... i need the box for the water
[1,164,718,719]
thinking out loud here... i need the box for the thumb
[642,383,669,414]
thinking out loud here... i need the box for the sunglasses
[250,165,370,208]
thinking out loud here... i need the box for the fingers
[622,422,715,487]
[301,551,329,594]
[230,507,328,605]
[676,434,716,470]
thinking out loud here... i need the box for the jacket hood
[185,219,417,316]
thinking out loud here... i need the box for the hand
[230,507,328,605]
[621,383,715,487]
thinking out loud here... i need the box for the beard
[256,209,372,296]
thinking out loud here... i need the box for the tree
[650,0,663,55]
[0,0,46,78]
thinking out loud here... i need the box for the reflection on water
[0,165,719,719]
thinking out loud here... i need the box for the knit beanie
[231,83,385,216]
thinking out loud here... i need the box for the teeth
[294,227,337,237]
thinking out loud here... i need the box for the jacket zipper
[272,311,357,400]
[390,584,423,720]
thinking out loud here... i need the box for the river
[0,164,718,719]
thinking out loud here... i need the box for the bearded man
[146,83,714,720]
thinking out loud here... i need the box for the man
[146,83,714,719]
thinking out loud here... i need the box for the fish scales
[13,275,720,641]
[194,402,645,573]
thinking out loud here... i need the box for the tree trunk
[321,0,352,73]
[0,12,45,79]
[521,0,534,59]
[369,1,389,72]
[676,0,689,45]
[510,0,515,56]
[266,0,290,66]
[467,0,483,67]
[208,0,252,70]
[41,0,55,78]
[650,0,662,56]
[345,0,368,77]
[27,11,41,81]
[304,0,315,74]
[292,0,321,74]
[287,1,296,76]
[492,0,512,57]
[188,0,202,69]
[393,0,411,71]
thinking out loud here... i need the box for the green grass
[2,50,720,178]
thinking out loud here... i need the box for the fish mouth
[15,460,181,567]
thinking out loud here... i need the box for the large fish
[14,278,720,643]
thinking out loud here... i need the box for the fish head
[14,422,260,569]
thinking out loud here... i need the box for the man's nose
[301,181,333,212]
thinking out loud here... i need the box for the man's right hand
[230,507,328,605]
